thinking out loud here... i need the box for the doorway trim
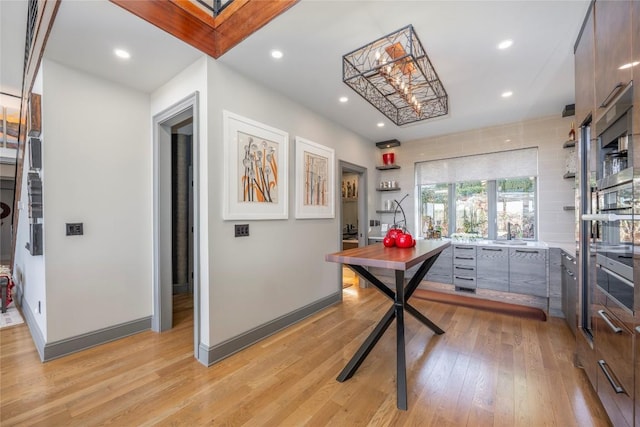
[152,92,201,360]
[339,160,368,289]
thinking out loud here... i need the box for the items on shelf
[568,122,575,141]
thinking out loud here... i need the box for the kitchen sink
[491,240,528,245]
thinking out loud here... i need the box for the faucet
[507,222,512,240]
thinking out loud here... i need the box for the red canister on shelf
[382,152,395,165]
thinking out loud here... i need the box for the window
[420,183,449,237]
[416,148,538,240]
[455,181,488,237]
[418,176,537,240]
[497,177,536,240]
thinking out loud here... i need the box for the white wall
[40,59,152,342]
[13,68,47,339]
[150,56,210,344]
[205,57,376,345]
[385,115,575,243]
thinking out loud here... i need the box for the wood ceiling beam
[109,0,299,59]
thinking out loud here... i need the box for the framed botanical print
[295,136,335,219]
[223,111,289,220]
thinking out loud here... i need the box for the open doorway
[152,93,200,360]
[339,161,367,289]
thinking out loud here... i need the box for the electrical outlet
[235,224,249,237]
[66,223,83,236]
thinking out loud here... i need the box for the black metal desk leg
[336,306,396,382]
[405,304,445,335]
[395,269,408,410]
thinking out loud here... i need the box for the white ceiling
[0,0,590,143]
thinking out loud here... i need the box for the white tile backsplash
[383,114,575,242]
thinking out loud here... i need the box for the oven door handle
[581,213,633,222]
[596,264,635,288]
[597,309,622,334]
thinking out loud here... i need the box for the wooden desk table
[325,239,451,410]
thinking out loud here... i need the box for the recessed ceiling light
[270,49,283,59]
[377,122,385,127]
[114,48,131,59]
[498,39,513,50]
[618,61,640,70]
[339,96,348,103]
[501,91,513,98]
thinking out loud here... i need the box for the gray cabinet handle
[598,360,625,394]
[515,249,539,254]
[597,309,622,334]
[455,246,474,250]
[455,266,474,271]
[455,276,474,281]
[455,256,474,260]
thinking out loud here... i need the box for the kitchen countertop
[368,236,577,257]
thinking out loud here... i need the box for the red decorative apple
[383,236,396,247]
[386,227,402,240]
[396,232,414,248]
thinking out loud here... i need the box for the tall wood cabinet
[594,0,633,113]
[574,3,595,127]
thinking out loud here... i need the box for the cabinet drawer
[596,304,634,427]
[453,265,476,277]
[453,245,476,257]
[453,275,476,288]
[453,255,475,267]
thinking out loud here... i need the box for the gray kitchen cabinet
[594,0,632,113]
[476,246,509,292]
[561,250,577,336]
[453,245,476,290]
[425,246,452,284]
[509,248,548,297]
[548,248,562,317]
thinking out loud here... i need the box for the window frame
[417,176,537,240]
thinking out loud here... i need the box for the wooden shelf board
[563,172,575,179]
[376,188,401,192]
[563,140,576,148]
[376,165,401,170]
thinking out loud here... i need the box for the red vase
[382,153,395,165]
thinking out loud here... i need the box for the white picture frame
[223,110,289,220]
[295,136,335,219]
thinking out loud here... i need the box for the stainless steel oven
[585,182,635,312]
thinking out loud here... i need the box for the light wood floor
[1,287,611,426]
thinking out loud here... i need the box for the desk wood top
[326,240,451,271]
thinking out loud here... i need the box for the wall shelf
[563,206,576,211]
[563,172,575,179]
[376,187,401,192]
[376,165,400,170]
[563,140,576,148]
